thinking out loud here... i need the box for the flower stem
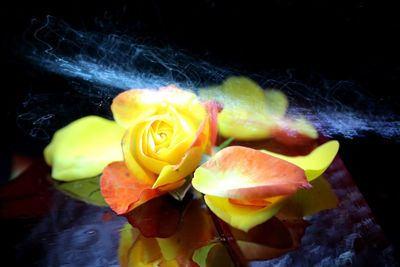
[208,209,249,267]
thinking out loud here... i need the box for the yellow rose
[44,85,214,214]
[101,86,215,214]
[117,87,206,186]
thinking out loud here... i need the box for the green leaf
[54,175,107,206]
[215,137,235,152]
[192,243,234,267]
[279,176,338,218]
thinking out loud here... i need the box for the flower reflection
[119,199,234,267]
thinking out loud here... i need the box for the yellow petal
[280,175,338,218]
[275,117,318,140]
[146,106,196,164]
[128,237,163,267]
[218,111,277,140]
[220,76,267,109]
[44,116,125,181]
[112,86,206,129]
[153,146,203,189]
[135,120,170,174]
[261,140,339,181]
[204,195,287,232]
[122,125,156,184]
[122,105,199,183]
[264,89,288,117]
[118,223,140,267]
[199,77,288,140]
[111,89,157,129]
[160,260,180,267]
[152,110,212,189]
[192,243,234,267]
[156,200,214,261]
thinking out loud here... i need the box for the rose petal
[118,223,141,267]
[200,76,268,112]
[280,175,338,218]
[136,236,163,264]
[218,111,278,140]
[121,100,202,185]
[112,86,206,129]
[135,119,172,173]
[232,217,309,260]
[44,116,125,181]
[151,106,197,163]
[204,195,287,232]
[111,89,157,128]
[261,140,339,181]
[192,243,234,267]
[152,110,211,190]
[203,101,220,151]
[264,89,288,117]
[118,228,163,267]
[199,77,288,140]
[271,117,318,146]
[122,126,156,184]
[156,200,214,262]
[152,146,203,189]
[192,146,309,199]
[126,195,187,238]
[100,162,169,214]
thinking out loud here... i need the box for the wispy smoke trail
[21,16,400,140]
[26,16,231,93]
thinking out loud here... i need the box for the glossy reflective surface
[0,156,397,266]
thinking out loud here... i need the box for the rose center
[150,120,173,150]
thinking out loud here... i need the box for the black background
[2,0,400,262]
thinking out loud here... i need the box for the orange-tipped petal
[192,146,309,200]
[100,162,168,214]
[261,140,339,181]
